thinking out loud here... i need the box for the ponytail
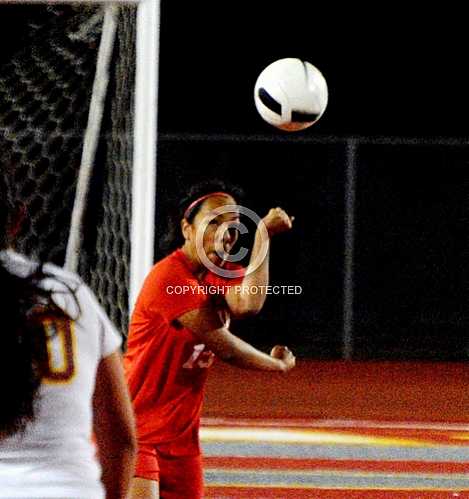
[0,262,70,436]
[0,167,73,436]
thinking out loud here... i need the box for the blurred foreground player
[0,174,137,499]
[125,180,296,499]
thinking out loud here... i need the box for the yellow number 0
[42,318,76,384]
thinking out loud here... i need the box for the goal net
[0,4,137,337]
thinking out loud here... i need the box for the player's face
[192,195,240,265]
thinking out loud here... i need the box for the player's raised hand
[262,207,294,237]
[270,345,296,372]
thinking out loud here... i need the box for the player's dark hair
[160,179,244,255]
[0,173,69,437]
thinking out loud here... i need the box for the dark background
[157,4,469,138]
[2,4,468,359]
[155,3,469,360]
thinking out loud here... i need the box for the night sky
[155,3,469,360]
[157,3,469,138]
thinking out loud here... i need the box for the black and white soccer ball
[254,58,328,131]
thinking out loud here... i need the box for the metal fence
[156,132,469,360]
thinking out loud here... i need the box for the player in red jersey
[125,180,296,499]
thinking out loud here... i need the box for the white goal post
[130,0,158,311]
[0,0,159,316]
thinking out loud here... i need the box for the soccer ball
[254,58,328,132]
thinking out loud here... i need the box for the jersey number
[42,318,76,384]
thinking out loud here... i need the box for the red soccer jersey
[124,249,243,456]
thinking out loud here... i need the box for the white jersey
[0,251,122,498]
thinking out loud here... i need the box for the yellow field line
[201,427,430,447]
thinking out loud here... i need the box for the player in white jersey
[0,175,136,498]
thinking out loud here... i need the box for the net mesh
[0,6,102,263]
[0,5,136,336]
[79,6,136,336]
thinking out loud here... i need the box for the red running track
[202,361,469,497]
[202,420,469,497]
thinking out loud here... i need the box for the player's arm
[176,307,295,372]
[225,207,293,317]
[93,351,137,499]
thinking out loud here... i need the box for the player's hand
[270,345,296,372]
[262,207,294,237]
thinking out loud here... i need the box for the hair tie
[183,192,231,220]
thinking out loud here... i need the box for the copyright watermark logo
[165,284,303,295]
[195,204,269,278]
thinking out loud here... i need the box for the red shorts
[135,443,203,499]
